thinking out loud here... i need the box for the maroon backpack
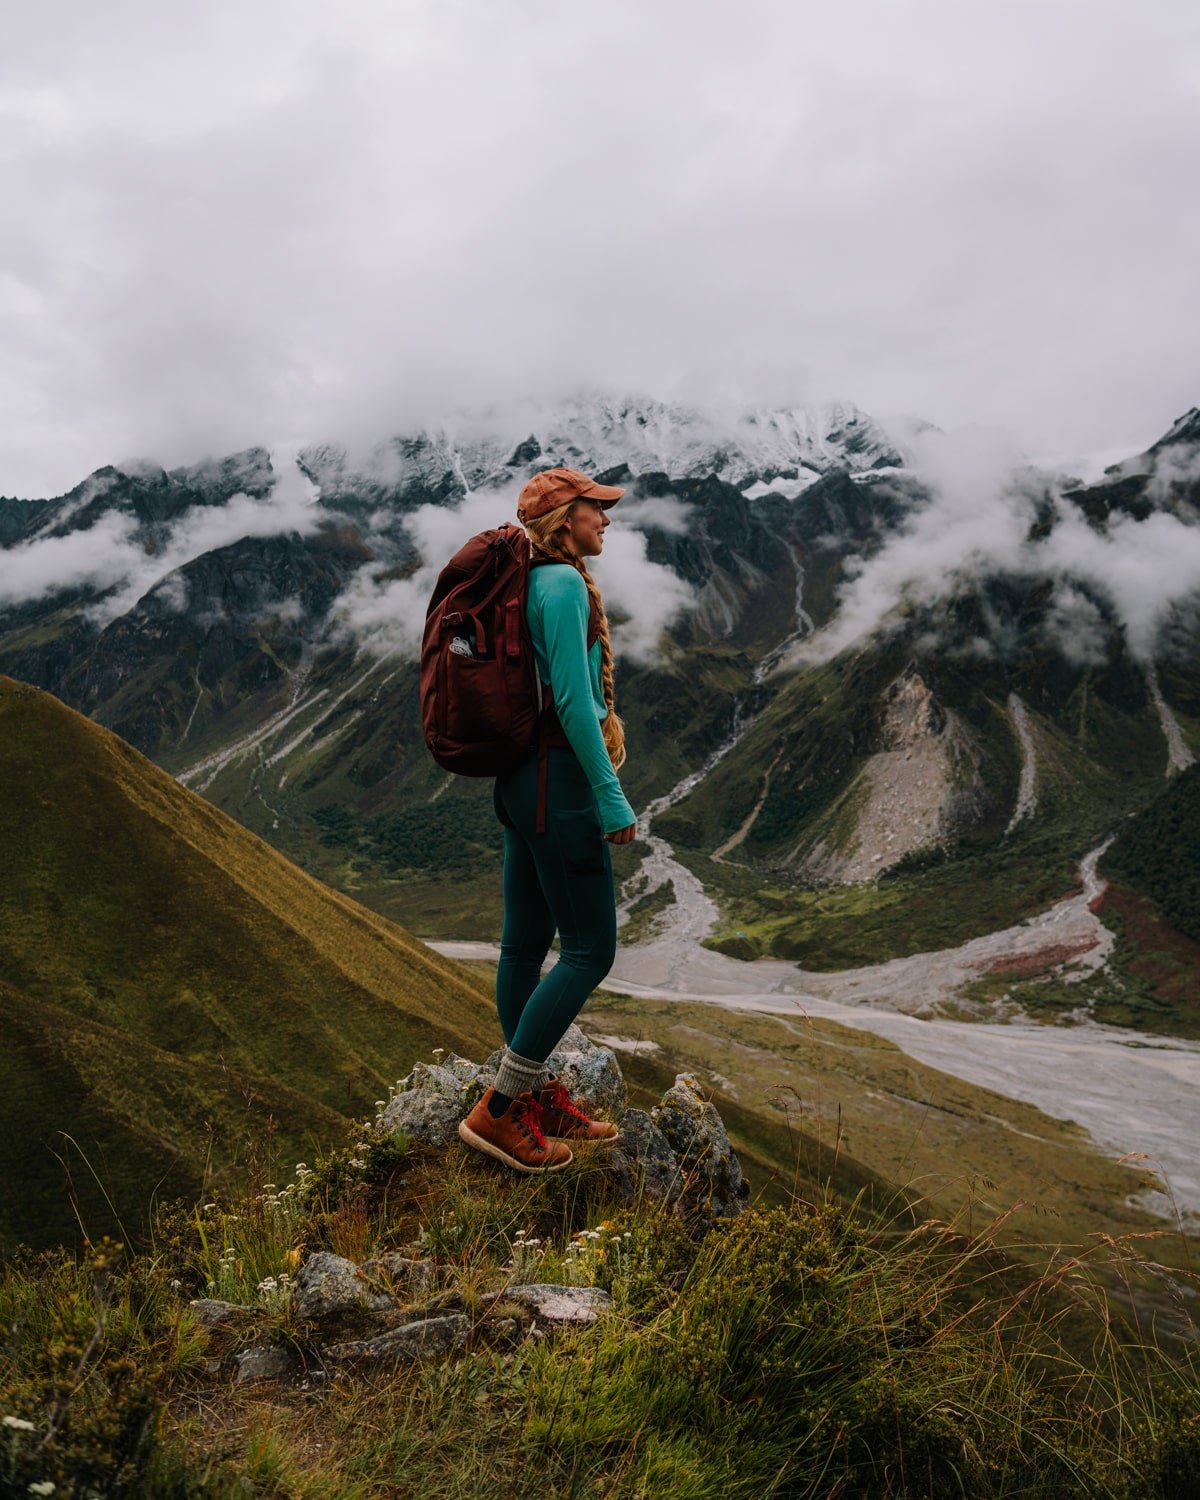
[420,522,600,822]
[420,522,539,776]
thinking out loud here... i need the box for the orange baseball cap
[517,466,625,520]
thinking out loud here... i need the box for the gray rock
[323,1314,470,1364]
[360,1254,437,1297]
[608,1108,683,1206]
[653,1073,750,1219]
[235,1343,302,1384]
[295,1251,397,1321]
[548,1025,628,1118]
[188,1298,255,1329]
[377,1057,491,1145]
[495,1284,613,1323]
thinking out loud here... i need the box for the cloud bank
[796,427,1200,664]
[0,454,323,619]
[3,0,1199,495]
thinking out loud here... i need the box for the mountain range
[1,393,1197,1013]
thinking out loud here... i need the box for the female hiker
[458,467,637,1173]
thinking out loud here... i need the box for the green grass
[1,1100,1197,1498]
[0,677,501,1252]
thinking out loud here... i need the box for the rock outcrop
[379,1024,748,1221]
[204,1032,747,1385]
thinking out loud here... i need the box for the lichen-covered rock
[188,1298,255,1329]
[486,1024,627,1118]
[377,1056,491,1144]
[323,1314,470,1364]
[235,1343,302,1384]
[607,1107,683,1206]
[653,1073,749,1219]
[361,1254,437,1298]
[495,1284,613,1323]
[295,1251,397,1321]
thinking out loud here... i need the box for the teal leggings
[492,747,617,1063]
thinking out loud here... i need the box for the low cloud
[1041,584,1109,668]
[333,487,694,665]
[0,507,141,608]
[616,494,694,535]
[0,454,322,619]
[794,425,1200,664]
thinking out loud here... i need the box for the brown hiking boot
[458,1088,573,1173]
[534,1076,619,1143]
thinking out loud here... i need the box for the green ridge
[0,677,498,1250]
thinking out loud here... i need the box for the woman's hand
[605,822,637,845]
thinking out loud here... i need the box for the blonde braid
[519,499,627,772]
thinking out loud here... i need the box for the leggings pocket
[551,806,607,874]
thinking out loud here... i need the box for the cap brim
[579,481,625,507]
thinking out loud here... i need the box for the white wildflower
[3,1416,35,1432]
[28,1482,56,1496]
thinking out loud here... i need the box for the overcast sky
[3,0,1199,497]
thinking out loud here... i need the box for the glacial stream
[436,750,1200,1225]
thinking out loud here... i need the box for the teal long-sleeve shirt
[527,564,636,835]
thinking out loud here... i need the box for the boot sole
[458,1120,573,1172]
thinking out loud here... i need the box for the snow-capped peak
[300,390,908,499]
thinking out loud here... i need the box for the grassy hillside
[0,677,499,1251]
[0,1104,1195,1498]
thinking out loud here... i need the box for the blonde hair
[518,499,627,772]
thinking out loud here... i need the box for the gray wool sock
[492,1048,549,1102]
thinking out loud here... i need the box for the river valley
[433,740,1200,1227]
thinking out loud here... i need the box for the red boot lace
[547,1084,591,1125]
[512,1096,549,1150]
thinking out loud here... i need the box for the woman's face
[560,499,610,558]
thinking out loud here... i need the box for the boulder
[653,1073,750,1219]
[544,1022,627,1116]
[492,1284,613,1324]
[295,1250,397,1321]
[188,1298,255,1329]
[377,1056,491,1144]
[608,1108,684,1207]
[360,1253,437,1298]
[323,1314,470,1365]
[235,1343,302,1384]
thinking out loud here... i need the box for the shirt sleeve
[536,568,636,835]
